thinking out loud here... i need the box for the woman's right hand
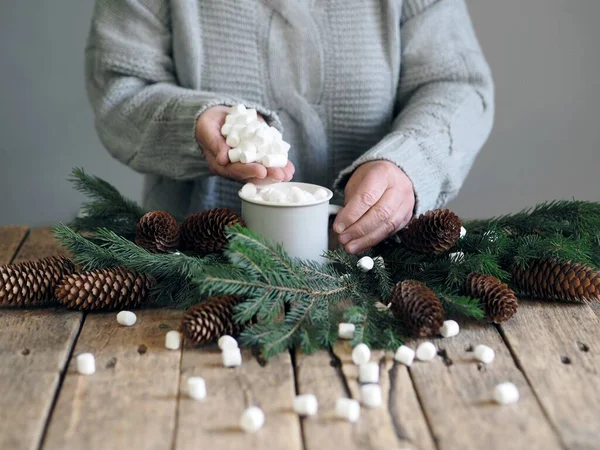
[195,105,294,183]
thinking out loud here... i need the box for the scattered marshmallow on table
[356,256,374,272]
[165,330,181,350]
[439,320,460,338]
[116,310,136,327]
[394,345,416,366]
[77,353,96,375]
[449,251,465,263]
[218,335,239,351]
[416,342,437,361]
[361,384,382,408]
[293,394,318,416]
[359,362,379,384]
[493,382,519,405]
[474,344,495,364]
[222,347,242,367]
[352,343,371,365]
[187,377,207,401]
[240,406,265,433]
[338,323,355,340]
[335,398,361,422]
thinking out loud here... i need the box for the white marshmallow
[228,148,242,163]
[314,188,329,201]
[293,394,318,416]
[165,331,181,350]
[338,323,355,340]
[439,320,460,338]
[359,362,379,384]
[266,189,286,203]
[474,344,495,364]
[416,342,437,361]
[303,191,316,202]
[241,183,258,197]
[335,398,360,422]
[361,384,382,408]
[240,406,265,433]
[218,335,239,351]
[241,122,260,139]
[262,154,288,168]
[460,226,467,238]
[449,251,465,263]
[256,143,271,157]
[271,140,291,154]
[269,127,283,141]
[222,347,242,367]
[76,353,96,375]
[221,123,233,136]
[245,108,258,122]
[226,131,241,148]
[225,114,237,125]
[230,104,247,115]
[254,127,273,146]
[352,343,371,365]
[493,382,519,405]
[116,311,136,327]
[187,377,206,401]
[236,112,255,125]
[240,150,258,164]
[394,345,416,366]
[357,256,374,272]
[288,186,307,203]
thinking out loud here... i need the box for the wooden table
[1,226,600,450]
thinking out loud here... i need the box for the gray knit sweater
[85,0,493,217]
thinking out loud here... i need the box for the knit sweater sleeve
[334,0,494,214]
[84,0,281,181]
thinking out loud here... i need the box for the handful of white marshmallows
[222,104,290,168]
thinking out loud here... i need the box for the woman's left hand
[333,161,415,254]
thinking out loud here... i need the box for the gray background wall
[1,0,599,227]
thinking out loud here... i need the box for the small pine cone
[180,208,244,254]
[511,259,600,302]
[181,295,243,345]
[0,256,76,307]
[399,209,462,255]
[465,273,518,323]
[55,266,154,311]
[390,280,445,337]
[135,211,180,253]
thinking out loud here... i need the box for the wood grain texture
[0,226,28,263]
[500,301,600,450]
[175,345,302,450]
[332,342,436,450]
[0,227,83,450]
[406,320,562,450]
[43,309,182,450]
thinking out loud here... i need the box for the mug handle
[328,204,342,215]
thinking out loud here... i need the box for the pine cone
[181,295,243,345]
[180,208,244,254]
[0,256,76,307]
[399,209,462,255]
[135,211,180,253]
[55,266,154,311]
[390,280,445,337]
[511,259,600,302]
[465,273,518,323]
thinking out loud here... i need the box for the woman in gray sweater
[85,0,493,254]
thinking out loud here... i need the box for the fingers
[333,172,387,233]
[265,167,286,181]
[215,138,231,166]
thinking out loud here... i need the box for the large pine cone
[180,208,244,254]
[511,259,600,302]
[135,211,180,253]
[465,273,518,323]
[399,209,462,255]
[55,266,154,311]
[0,256,76,307]
[390,280,445,337]
[181,295,243,345]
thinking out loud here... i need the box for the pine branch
[439,294,485,320]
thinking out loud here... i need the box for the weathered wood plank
[0,227,83,450]
[43,309,182,450]
[0,226,28,263]
[332,343,436,450]
[175,345,302,450]
[500,301,600,450]
[406,320,562,450]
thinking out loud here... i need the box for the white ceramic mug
[239,182,342,263]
